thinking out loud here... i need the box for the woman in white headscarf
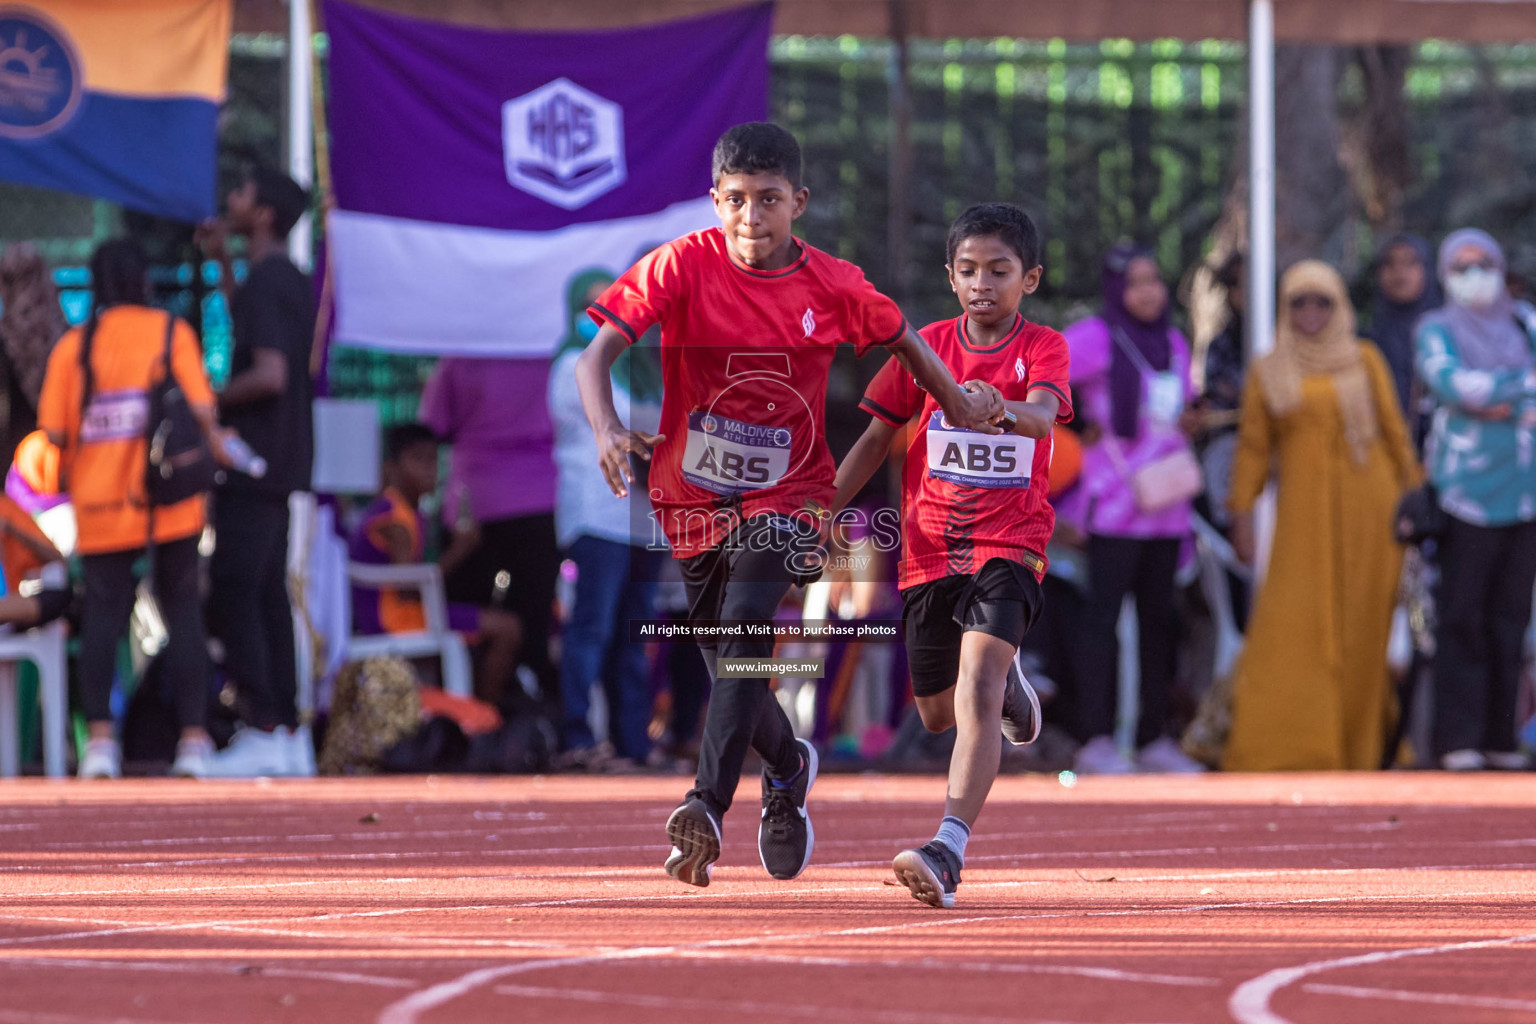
[1222,261,1421,771]
[1416,229,1536,771]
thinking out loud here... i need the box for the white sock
[933,816,971,863]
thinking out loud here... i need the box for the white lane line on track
[0,841,681,872]
[489,982,1190,1024]
[677,950,1220,987]
[0,843,668,874]
[0,865,674,902]
[198,923,619,953]
[10,830,1536,880]
[0,799,1462,837]
[0,903,594,952]
[1301,982,1536,1012]
[18,810,1531,854]
[0,875,429,901]
[817,835,1536,870]
[0,1012,208,1024]
[20,821,658,851]
[373,887,1536,1024]
[0,956,417,989]
[5,859,1530,919]
[1228,932,1536,1024]
[1095,863,1536,884]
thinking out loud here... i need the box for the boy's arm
[887,329,1004,432]
[831,418,898,517]
[1000,391,1060,440]
[576,324,666,498]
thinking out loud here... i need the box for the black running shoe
[892,841,962,909]
[758,737,819,880]
[1001,651,1042,746]
[664,797,721,888]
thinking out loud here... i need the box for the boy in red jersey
[832,203,1071,908]
[576,123,1003,888]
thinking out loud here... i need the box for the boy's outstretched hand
[597,428,666,498]
[952,380,1005,433]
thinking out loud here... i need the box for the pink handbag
[1106,440,1204,513]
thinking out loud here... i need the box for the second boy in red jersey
[576,123,1003,889]
[833,203,1071,908]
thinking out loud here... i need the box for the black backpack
[80,309,218,508]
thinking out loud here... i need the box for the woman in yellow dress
[1223,261,1421,771]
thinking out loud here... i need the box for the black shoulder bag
[143,312,219,507]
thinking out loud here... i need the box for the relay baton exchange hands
[957,379,1007,432]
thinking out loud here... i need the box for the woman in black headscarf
[1368,234,1441,443]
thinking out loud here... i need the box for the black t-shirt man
[223,252,314,498]
[197,167,318,762]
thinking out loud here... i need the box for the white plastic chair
[345,561,473,697]
[0,620,69,779]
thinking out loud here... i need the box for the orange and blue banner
[0,1,231,222]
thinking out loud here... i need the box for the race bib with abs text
[925,410,1033,489]
[681,410,793,494]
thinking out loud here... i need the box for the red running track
[0,772,1533,1024]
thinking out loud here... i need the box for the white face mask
[1445,266,1505,309]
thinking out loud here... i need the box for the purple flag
[324,0,772,356]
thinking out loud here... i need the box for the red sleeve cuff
[1028,381,1073,424]
[859,396,908,427]
[588,303,637,345]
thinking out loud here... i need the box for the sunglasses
[1288,294,1335,311]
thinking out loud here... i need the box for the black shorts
[901,557,1045,699]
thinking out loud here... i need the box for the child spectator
[350,423,522,708]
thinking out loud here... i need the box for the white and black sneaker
[758,737,819,880]
[664,796,722,888]
[893,840,962,909]
[1000,651,1042,746]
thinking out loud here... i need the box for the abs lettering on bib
[925,410,1032,489]
[682,410,793,494]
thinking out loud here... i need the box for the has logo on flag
[0,8,83,139]
[503,77,626,210]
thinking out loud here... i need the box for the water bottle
[221,435,268,479]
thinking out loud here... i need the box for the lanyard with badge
[1112,327,1183,428]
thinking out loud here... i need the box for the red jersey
[859,314,1072,588]
[591,228,906,559]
